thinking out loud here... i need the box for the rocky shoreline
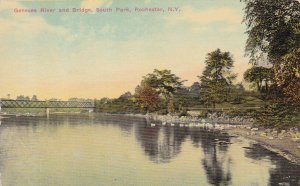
[144,113,300,165]
[226,126,300,165]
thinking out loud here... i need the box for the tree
[199,49,236,108]
[31,95,38,101]
[243,66,274,93]
[242,0,300,127]
[230,83,246,104]
[134,84,161,112]
[48,98,60,101]
[167,98,175,114]
[190,82,201,93]
[16,95,30,100]
[119,92,133,99]
[277,48,300,104]
[242,0,299,94]
[99,97,111,104]
[241,0,300,63]
[141,69,185,101]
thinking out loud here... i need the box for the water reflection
[0,114,300,186]
[245,144,300,186]
[135,124,232,184]
[190,129,232,186]
[135,125,188,163]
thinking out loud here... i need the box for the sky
[0,0,251,100]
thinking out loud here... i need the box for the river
[0,114,299,186]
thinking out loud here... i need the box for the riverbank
[144,113,300,165]
[225,126,300,165]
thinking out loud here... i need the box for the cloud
[145,0,152,4]
[219,25,240,33]
[0,1,71,39]
[80,0,112,9]
[190,26,211,33]
[166,6,242,33]
[0,16,68,36]
[100,24,116,33]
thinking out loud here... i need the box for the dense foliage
[199,49,236,108]
[243,66,273,93]
[242,0,300,127]
[241,0,300,63]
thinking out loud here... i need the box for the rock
[217,141,232,145]
[251,132,256,136]
[278,182,290,186]
[266,129,272,133]
[268,137,274,140]
[260,132,267,137]
[297,146,300,149]
[291,138,300,142]
[242,147,253,150]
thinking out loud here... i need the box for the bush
[156,109,168,115]
[198,110,209,117]
[253,102,298,129]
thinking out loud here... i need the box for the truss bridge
[0,100,95,116]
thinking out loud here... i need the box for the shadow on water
[190,129,232,186]
[134,121,233,185]
[245,143,300,186]
[135,125,188,163]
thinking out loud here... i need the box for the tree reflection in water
[190,128,232,186]
[135,124,189,163]
[2,114,300,186]
[135,122,233,185]
[245,143,300,186]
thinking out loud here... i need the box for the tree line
[96,0,300,128]
[97,50,249,115]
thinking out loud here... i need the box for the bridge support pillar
[46,108,50,118]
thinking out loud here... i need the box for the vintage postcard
[0,0,299,185]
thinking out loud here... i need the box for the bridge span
[0,100,95,116]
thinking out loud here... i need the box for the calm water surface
[0,114,300,186]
